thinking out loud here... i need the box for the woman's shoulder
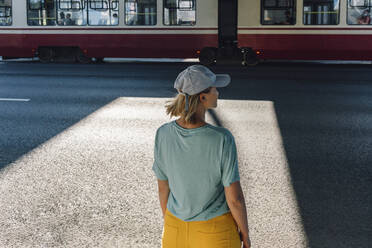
[206,124,233,136]
[155,122,172,134]
[203,124,237,144]
[155,121,234,140]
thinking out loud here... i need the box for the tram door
[218,0,238,48]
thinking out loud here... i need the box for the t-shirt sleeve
[221,131,240,187]
[152,129,168,181]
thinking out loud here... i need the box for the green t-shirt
[152,120,240,221]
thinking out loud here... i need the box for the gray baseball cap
[174,65,231,112]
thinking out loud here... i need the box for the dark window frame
[58,0,85,11]
[302,0,340,25]
[87,0,119,26]
[124,0,157,26]
[27,0,57,26]
[0,6,11,18]
[57,0,87,26]
[349,0,370,7]
[260,0,296,25]
[88,0,109,10]
[0,0,12,26]
[177,0,195,10]
[28,0,55,10]
[163,0,196,26]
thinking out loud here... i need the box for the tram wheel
[242,58,259,66]
[76,49,92,64]
[241,47,258,67]
[38,48,55,63]
[199,47,217,66]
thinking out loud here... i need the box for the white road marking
[0,98,30,102]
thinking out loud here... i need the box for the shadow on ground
[0,61,371,247]
[213,62,372,248]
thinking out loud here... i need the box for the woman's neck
[176,104,207,128]
[176,118,206,128]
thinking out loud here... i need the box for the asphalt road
[0,60,371,248]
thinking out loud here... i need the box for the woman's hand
[239,232,251,248]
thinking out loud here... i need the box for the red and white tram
[0,0,371,64]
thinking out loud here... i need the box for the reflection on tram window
[27,0,56,26]
[88,0,119,26]
[163,0,196,26]
[59,0,83,10]
[0,0,12,26]
[125,0,156,26]
[261,0,296,25]
[303,0,340,25]
[57,0,87,26]
[347,0,371,24]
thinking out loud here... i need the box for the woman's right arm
[225,181,251,248]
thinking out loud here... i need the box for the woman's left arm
[157,179,170,218]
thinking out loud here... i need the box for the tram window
[0,0,12,26]
[59,0,83,10]
[57,0,87,25]
[261,0,296,25]
[163,0,196,26]
[303,0,340,25]
[88,0,119,26]
[125,0,157,26]
[27,0,56,26]
[347,0,372,24]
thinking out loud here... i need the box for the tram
[0,0,371,64]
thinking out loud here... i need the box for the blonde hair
[165,87,212,124]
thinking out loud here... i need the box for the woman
[358,10,371,25]
[152,65,251,248]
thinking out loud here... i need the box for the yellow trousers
[162,209,241,248]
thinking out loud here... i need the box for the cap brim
[213,74,231,88]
